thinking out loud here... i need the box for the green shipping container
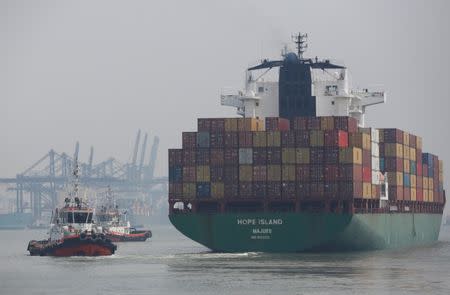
[296,148,310,164]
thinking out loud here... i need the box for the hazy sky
[2,0,450,182]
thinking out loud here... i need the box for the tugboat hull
[27,235,117,257]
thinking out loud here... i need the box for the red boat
[27,157,117,257]
[96,189,152,242]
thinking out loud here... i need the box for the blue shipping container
[169,166,183,182]
[403,173,411,187]
[197,132,210,148]
[196,182,211,198]
[380,157,385,171]
[410,161,417,175]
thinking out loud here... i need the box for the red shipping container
[239,182,253,198]
[210,149,224,165]
[423,164,429,177]
[382,129,403,143]
[362,167,371,182]
[224,184,239,198]
[253,166,267,181]
[324,130,349,147]
[404,187,411,201]
[238,132,253,147]
[324,147,339,164]
[183,149,196,166]
[388,186,404,201]
[281,182,296,199]
[267,182,281,198]
[253,182,267,198]
[183,166,196,182]
[224,166,239,183]
[334,117,358,133]
[310,182,325,198]
[409,134,416,148]
[169,149,183,166]
[293,117,308,130]
[182,132,197,149]
[281,131,296,147]
[310,147,324,164]
[253,148,267,165]
[296,164,310,181]
[224,132,239,148]
[267,148,282,164]
[198,118,211,132]
[308,117,321,130]
[324,165,339,181]
[169,183,183,198]
[339,181,362,199]
[384,157,403,172]
[362,150,371,168]
[266,117,290,131]
[210,118,225,132]
[210,166,224,182]
[210,132,224,148]
[324,182,339,198]
[296,182,310,198]
[338,164,362,181]
[310,165,325,181]
[224,149,238,165]
[295,130,310,147]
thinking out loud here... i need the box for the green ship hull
[170,212,443,252]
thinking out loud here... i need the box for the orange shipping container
[363,182,372,199]
[224,118,238,132]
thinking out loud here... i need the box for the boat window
[73,212,92,223]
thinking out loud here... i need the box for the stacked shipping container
[169,117,444,204]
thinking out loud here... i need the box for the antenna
[292,32,308,59]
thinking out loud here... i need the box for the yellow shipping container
[403,159,410,173]
[416,136,423,149]
[237,118,264,132]
[411,175,417,188]
[267,165,281,181]
[387,172,403,186]
[440,172,444,182]
[310,130,324,146]
[411,188,417,201]
[253,131,267,147]
[403,145,410,160]
[363,182,372,199]
[183,183,196,198]
[429,190,434,202]
[424,189,429,202]
[439,159,444,173]
[282,165,296,181]
[372,184,377,199]
[224,118,238,132]
[403,132,410,146]
[267,131,281,147]
[428,177,434,191]
[423,176,429,189]
[196,166,210,182]
[384,143,403,158]
[320,116,334,130]
[349,133,371,150]
[410,147,416,161]
[282,148,296,164]
[296,148,310,164]
[339,147,362,164]
[211,182,224,199]
[239,165,253,182]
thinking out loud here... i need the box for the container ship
[168,33,446,252]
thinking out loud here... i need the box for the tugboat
[27,153,117,256]
[96,189,152,242]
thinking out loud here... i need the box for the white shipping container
[371,142,379,157]
[371,128,379,143]
[372,170,381,184]
[239,148,253,164]
[372,156,380,171]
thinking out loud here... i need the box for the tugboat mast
[292,32,308,60]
